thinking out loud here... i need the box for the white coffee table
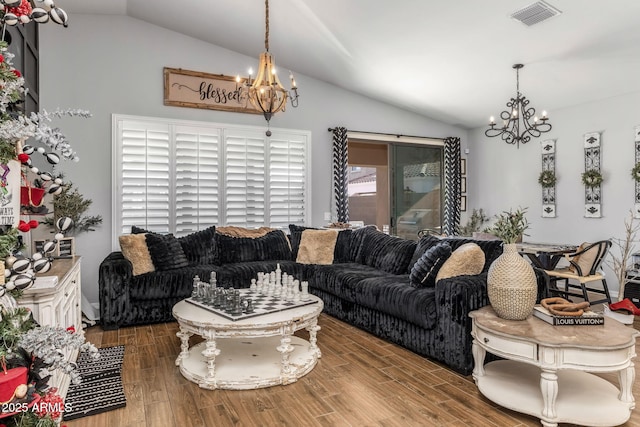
[172,294,323,390]
[470,306,639,427]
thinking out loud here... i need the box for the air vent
[511,1,561,26]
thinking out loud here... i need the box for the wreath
[581,170,603,188]
[631,162,640,182]
[538,170,556,188]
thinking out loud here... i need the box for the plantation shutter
[113,115,310,248]
[224,129,266,227]
[175,125,221,236]
[268,133,307,229]
[116,120,171,235]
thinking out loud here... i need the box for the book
[533,305,604,326]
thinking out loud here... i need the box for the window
[113,115,310,247]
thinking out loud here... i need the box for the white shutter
[224,129,266,227]
[114,115,311,249]
[268,132,307,229]
[175,125,221,237]
[117,120,170,235]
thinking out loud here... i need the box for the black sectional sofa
[99,225,548,376]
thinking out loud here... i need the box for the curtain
[332,127,349,223]
[443,137,461,236]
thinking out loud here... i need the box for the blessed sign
[163,67,261,114]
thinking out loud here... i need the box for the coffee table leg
[201,330,221,384]
[618,363,636,407]
[540,368,558,427]
[471,340,486,382]
[277,325,295,382]
[175,326,193,366]
[307,319,322,358]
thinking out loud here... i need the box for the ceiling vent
[511,1,561,26]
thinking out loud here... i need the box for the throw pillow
[144,233,190,271]
[119,234,155,276]
[177,225,218,265]
[296,230,339,264]
[410,242,452,288]
[216,230,292,264]
[570,242,597,276]
[436,242,485,282]
[288,224,352,263]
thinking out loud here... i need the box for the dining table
[515,242,578,270]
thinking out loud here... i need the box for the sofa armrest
[433,273,489,375]
[99,251,133,330]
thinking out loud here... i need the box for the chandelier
[238,0,299,136]
[485,64,551,148]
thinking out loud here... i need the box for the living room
[2,0,640,426]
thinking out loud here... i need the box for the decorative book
[533,305,604,326]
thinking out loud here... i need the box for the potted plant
[483,207,529,243]
[484,207,537,320]
[459,208,488,237]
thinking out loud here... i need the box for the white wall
[468,90,640,296]
[39,15,466,305]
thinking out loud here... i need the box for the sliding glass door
[392,145,443,240]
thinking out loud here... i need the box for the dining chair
[544,240,612,305]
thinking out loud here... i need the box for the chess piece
[245,298,254,313]
[192,275,200,298]
[301,281,309,299]
[210,271,217,288]
[250,278,257,292]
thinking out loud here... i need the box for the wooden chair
[544,240,612,305]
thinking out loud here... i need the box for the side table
[470,306,639,427]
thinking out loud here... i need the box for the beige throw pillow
[296,230,339,265]
[570,242,598,276]
[436,242,485,282]
[119,234,155,276]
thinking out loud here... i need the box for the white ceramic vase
[487,243,537,320]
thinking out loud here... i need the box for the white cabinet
[17,257,82,398]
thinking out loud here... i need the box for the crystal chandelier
[239,0,299,136]
[485,64,551,148]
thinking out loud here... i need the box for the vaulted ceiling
[60,0,640,129]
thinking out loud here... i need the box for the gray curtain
[332,127,349,223]
[443,137,461,236]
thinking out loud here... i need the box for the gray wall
[468,90,640,296]
[39,14,466,305]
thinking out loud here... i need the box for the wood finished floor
[65,314,640,427]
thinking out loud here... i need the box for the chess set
[186,265,317,321]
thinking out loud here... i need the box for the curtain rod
[327,128,444,141]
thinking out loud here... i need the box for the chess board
[185,289,317,321]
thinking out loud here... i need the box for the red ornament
[12,69,21,78]
[0,55,4,63]
[17,220,30,232]
[7,0,33,18]
[17,153,30,163]
[28,219,38,229]
[66,326,76,334]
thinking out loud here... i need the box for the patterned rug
[62,345,127,421]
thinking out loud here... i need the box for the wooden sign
[164,67,261,114]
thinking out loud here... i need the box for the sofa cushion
[217,260,310,289]
[216,230,292,264]
[436,242,485,282]
[353,276,438,330]
[311,263,393,303]
[119,234,155,276]
[177,226,219,266]
[145,233,190,271]
[129,265,221,300]
[357,228,417,274]
[410,242,452,288]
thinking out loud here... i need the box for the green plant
[0,227,20,259]
[459,208,488,236]
[581,170,603,188]
[538,170,556,188]
[484,207,529,244]
[631,163,640,183]
[42,181,102,235]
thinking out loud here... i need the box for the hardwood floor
[65,314,640,427]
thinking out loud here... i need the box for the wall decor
[583,132,602,218]
[460,158,467,175]
[461,177,467,193]
[164,67,261,114]
[634,126,640,219]
[540,140,556,218]
[460,196,467,212]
